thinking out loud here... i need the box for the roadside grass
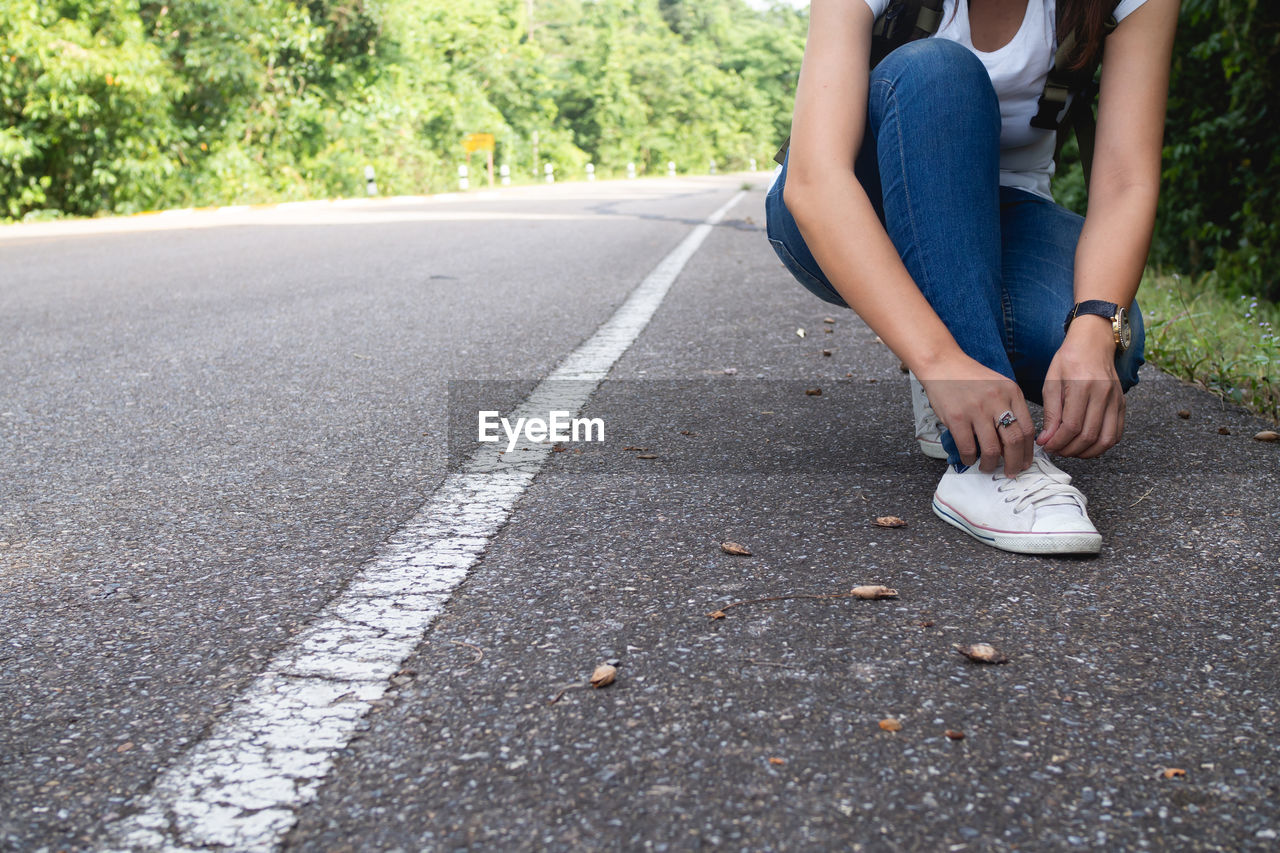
[1141,270,1280,422]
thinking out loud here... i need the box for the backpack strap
[1032,0,1121,186]
[871,0,945,66]
[774,0,944,165]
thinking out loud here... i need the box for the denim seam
[879,79,934,303]
[1003,249,1075,275]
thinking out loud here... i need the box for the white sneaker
[910,372,948,459]
[932,448,1102,555]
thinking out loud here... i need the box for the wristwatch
[1064,300,1132,353]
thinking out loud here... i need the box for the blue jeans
[765,38,1145,464]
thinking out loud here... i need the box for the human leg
[998,186,1146,405]
[866,39,1009,383]
[931,187,1149,556]
[766,40,1102,554]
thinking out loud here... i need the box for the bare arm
[784,0,1035,472]
[1039,0,1180,457]
[784,0,964,379]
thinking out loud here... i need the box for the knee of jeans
[1117,300,1147,390]
[869,39,999,139]
[874,39,992,100]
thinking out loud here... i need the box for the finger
[1002,398,1036,474]
[997,412,1026,474]
[1042,381,1089,454]
[1038,377,1064,446]
[1059,383,1110,458]
[1079,398,1121,458]
[976,420,1003,474]
[950,419,979,467]
[1079,386,1124,458]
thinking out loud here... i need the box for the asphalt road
[1,176,1276,852]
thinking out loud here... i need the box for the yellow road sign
[463,133,495,153]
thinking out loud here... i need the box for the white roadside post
[499,164,511,185]
[586,163,595,181]
[667,161,676,178]
[626,162,636,179]
[544,163,555,183]
[364,165,377,196]
[750,157,757,171]
[458,164,469,191]
[709,159,716,175]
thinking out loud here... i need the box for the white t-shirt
[860,0,1148,200]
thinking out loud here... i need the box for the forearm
[785,174,965,378]
[1063,180,1158,348]
[1074,181,1159,310]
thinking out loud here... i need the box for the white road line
[102,189,746,852]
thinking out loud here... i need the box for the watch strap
[1064,299,1120,335]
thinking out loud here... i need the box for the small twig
[709,590,862,618]
[548,683,586,705]
[449,639,485,665]
[1128,486,1155,508]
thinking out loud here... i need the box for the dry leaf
[622,446,647,451]
[823,327,833,334]
[879,718,903,732]
[1162,767,1187,779]
[796,328,806,338]
[823,316,836,324]
[874,516,906,528]
[720,541,752,556]
[851,585,898,599]
[805,387,822,396]
[768,757,786,765]
[1218,426,1232,435]
[822,349,832,357]
[590,663,617,688]
[955,643,1009,664]
[636,454,658,460]
[944,729,965,740]
[116,742,134,753]
[1254,430,1280,442]
[708,610,727,620]
[680,430,695,435]
[1177,409,1191,419]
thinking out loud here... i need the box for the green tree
[1154,0,1280,299]
[0,0,181,217]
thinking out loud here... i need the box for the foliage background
[1,0,1275,301]
[0,0,805,218]
[1053,0,1277,300]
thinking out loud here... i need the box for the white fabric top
[861,0,1148,200]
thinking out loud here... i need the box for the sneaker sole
[917,436,948,459]
[931,497,1102,555]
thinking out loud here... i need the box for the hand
[1038,315,1125,458]
[918,356,1036,474]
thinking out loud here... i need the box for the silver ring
[996,410,1017,429]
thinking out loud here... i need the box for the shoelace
[994,455,1087,515]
